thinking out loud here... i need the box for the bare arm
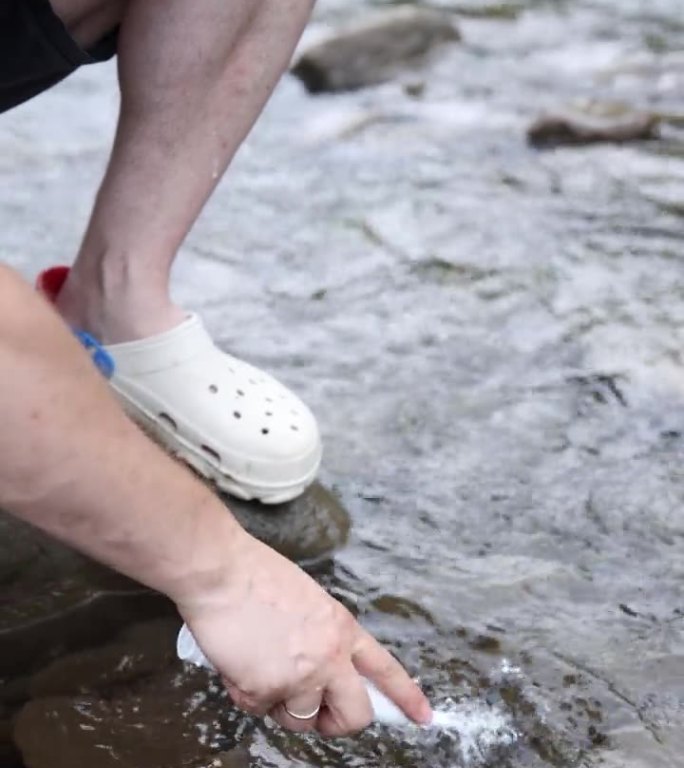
[0,264,241,599]
[0,265,431,734]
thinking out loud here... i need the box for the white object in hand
[176,623,420,727]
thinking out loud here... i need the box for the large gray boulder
[292,7,460,94]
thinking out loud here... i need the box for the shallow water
[1,0,683,766]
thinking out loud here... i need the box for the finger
[315,665,374,738]
[269,696,322,734]
[284,690,324,720]
[223,679,275,718]
[352,630,432,725]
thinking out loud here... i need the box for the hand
[176,530,432,736]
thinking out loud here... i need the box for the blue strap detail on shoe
[74,330,116,380]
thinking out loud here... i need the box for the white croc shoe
[38,267,322,504]
[106,315,322,503]
[106,315,322,504]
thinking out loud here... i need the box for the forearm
[0,265,243,601]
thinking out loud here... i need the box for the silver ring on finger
[284,703,321,721]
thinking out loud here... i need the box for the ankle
[55,259,185,344]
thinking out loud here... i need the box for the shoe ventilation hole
[233,411,242,419]
[265,411,272,417]
[291,425,299,432]
[208,384,218,394]
[265,397,273,403]
[236,389,245,397]
[201,445,221,464]
[158,412,177,431]
[261,428,270,435]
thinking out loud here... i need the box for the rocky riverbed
[1,0,683,766]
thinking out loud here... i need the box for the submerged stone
[11,607,248,768]
[528,104,660,148]
[29,618,179,698]
[0,712,21,768]
[0,512,174,680]
[14,666,244,768]
[292,8,460,94]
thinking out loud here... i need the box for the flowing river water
[1,1,683,766]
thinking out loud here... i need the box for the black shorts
[0,0,118,114]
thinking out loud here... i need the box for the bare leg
[56,0,314,343]
[50,0,127,46]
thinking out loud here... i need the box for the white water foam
[429,698,519,764]
[370,700,518,766]
[366,677,518,761]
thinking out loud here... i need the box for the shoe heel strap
[74,330,116,379]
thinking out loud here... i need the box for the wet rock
[29,618,179,698]
[0,675,31,710]
[223,482,350,563]
[370,593,435,624]
[14,618,253,768]
[403,78,427,98]
[14,666,245,768]
[0,712,22,768]
[0,512,174,679]
[292,8,460,94]
[468,634,502,654]
[528,104,660,148]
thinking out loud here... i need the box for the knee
[50,0,128,49]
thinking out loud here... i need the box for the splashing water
[375,696,519,766]
[365,675,519,759]
[432,698,519,765]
